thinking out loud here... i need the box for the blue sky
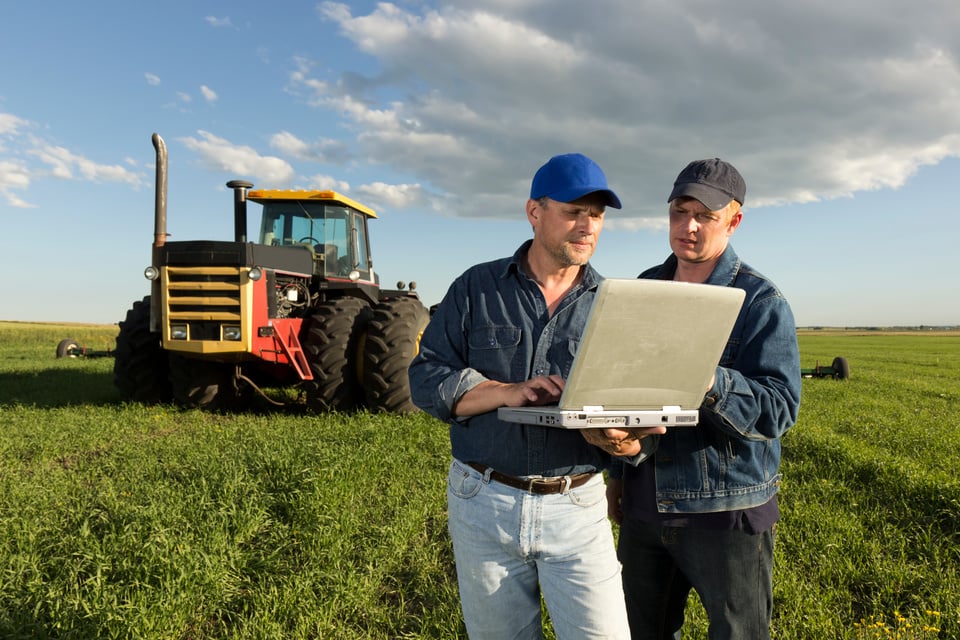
[1,1,957,327]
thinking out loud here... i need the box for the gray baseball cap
[668,158,746,211]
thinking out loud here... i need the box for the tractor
[112,133,430,413]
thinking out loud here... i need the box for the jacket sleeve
[701,292,801,441]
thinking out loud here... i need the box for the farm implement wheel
[113,296,172,403]
[169,355,237,410]
[56,338,81,358]
[800,356,851,379]
[303,298,372,412]
[362,297,430,413]
[831,356,851,380]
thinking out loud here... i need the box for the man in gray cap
[409,153,661,639]
[605,158,802,639]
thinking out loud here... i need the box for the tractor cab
[249,189,378,283]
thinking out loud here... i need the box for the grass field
[0,321,957,639]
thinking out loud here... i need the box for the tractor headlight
[170,324,188,340]
[144,266,159,280]
[223,325,242,341]
[248,266,263,281]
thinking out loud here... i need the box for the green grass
[0,322,958,638]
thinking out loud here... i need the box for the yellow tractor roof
[246,189,377,218]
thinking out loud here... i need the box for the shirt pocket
[468,325,522,377]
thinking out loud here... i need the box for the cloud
[300,0,960,219]
[0,113,28,137]
[205,16,232,28]
[269,130,350,164]
[145,73,161,86]
[0,159,34,208]
[200,85,218,103]
[179,130,296,185]
[305,174,351,192]
[0,113,143,206]
[355,181,426,210]
[29,144,143,186]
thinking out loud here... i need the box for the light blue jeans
[446,459,631,640]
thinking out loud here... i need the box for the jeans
[446,459,630,640]
[618,517,775,640]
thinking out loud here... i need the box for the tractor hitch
[55,338,115,359]
[801,356,850,379]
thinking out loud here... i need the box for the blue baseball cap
[530,153,622,209]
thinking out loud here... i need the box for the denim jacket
[613,245,802,514]
[408,241,611,478]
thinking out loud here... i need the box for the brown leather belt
[467,462,595,495]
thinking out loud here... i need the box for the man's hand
[453,375,565,417]
[580,426,666,458]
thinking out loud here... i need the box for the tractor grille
[164,266,244,341]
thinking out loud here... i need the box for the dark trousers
[618,517,775,640]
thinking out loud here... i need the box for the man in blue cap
[409,153,655,639]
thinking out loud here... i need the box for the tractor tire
[169,355,236,410]
[56,338,80,358]
[302,297,372,412]
[831,356,851,380]
[113,296,172,403]
[362,297,430,413]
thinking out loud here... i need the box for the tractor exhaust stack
[150,133,169,333]
[227,180,254,243]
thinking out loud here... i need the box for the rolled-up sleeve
[409,278,488,423]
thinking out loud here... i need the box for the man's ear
[726,205,743,235]
[526,198,540,224]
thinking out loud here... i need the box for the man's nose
[578,214,599,232]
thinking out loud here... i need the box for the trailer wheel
[169,355,236,410]
[302,298,371,412]
[831,356,851,380]
[113,296,172,403]
[362,297,430,413]
[56,338,80,358]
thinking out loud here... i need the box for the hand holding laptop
[581,426,667,457]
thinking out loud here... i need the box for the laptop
[497,278,745,429]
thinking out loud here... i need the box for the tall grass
[0,322,957,638]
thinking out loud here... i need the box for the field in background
[0,322,957,639]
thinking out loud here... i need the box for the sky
[1,0,958,328]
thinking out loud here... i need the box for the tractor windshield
[258,201,369,278]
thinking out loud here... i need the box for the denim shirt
[408,240,611,478]
[614,245,802,514]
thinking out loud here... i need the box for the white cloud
[355,181,426,210]
[29,144,142,186]
[145,73,161,86]
[0,112,28,137]
[269,130,350,163]
[306,174,351,192]
[179,130,296,186]
[300,0,960,219]
[205,15,232,28]
[0,114,143,207]
[0,159,34,208]
[200,85,218,103]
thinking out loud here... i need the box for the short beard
[553,242,592,266]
